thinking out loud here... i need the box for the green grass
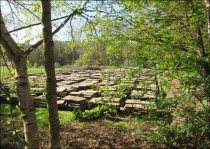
[0,105,77,148]
[113,121,131,130]
[0,105,76,136]
[0,66,69,81]
[35,108,76,135]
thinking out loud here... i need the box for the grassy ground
[0,104,77,148]
[0,104,154,148]
[0,66,70,81]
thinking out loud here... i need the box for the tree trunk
[0,13,39,148]
[41,0,61,148]
[15,55,39,149]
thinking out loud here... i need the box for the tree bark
[41,0,61,148]
[0,13,39,149]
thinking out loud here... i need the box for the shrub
[74,105,116,120]
[114,121,130,130]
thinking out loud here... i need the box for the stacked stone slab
[0,68,160,114]
[89,97,122,108]
[124,68,158,113]
[61,95,88,109]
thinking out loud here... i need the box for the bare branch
[0,48,13,76]
[12,0,41,21]
[69,17,74,41]
[9,0,90,34]
[9,14,70,33]
[6,0,23,23]
[81,14,98,37]
[25,10,81,55]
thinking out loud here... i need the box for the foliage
[149,122,209,148]
[0,105,77,147]
[113,121,130,130]
[28,41,82,67]
[74,105,116,120]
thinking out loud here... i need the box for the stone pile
[0,68,161,114]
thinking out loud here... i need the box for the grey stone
[63,95,87,103]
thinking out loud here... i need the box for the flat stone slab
[57,85,76,92]
[125,99,156,105]
[131,90,156,99]
[57,91,68,97]
[57,86,67,92]
[31,88,44,92]
[67,102,88,109]
[90,73,102,79]
[125,101,157,111]
[69,91,85,96]
[57,80,77,86]
[70,78,86,82]
[57,100,66,105]
[63,95,87,103]
[33,95,45,101]
[84,90,100,98]
[137,84,157,90]
[89,97,121,104]
[125,99,142,104]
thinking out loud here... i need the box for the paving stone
[84,90,100,99]
[125,99,142,104]
[57,100,66,105]
[136,83,156,90]
[108,86,117,91]
[57,91,68,97]
[56,76,65,82]
[69,91,85,96]
[33,95,45,101]
[124,101,157,112]
[70,77,86,82]
[29,75,39,79]
[98,80,109,86]
[67,102,88,109]
[63,95,88,103]
[57,85,76,92]
[31,88,44,95]
[90,73,102,79]
[37,83,46,87]
[57,86,67,92]
[57,80,77,86]
[89,97,121,108]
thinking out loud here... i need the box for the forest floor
[40,119,162,149]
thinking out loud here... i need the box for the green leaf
[6,120,11,125]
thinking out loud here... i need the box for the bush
[114,121,130,130]
[74,105,116,120]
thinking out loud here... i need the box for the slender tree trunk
[15,55,39,149]
[41,0,61,148]
[0,13,39,148]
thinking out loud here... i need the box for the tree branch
[6,0,23,23]
[81,13,98,37]
[0,48,13,76]
[25,0,89,55]
[9,14,71,33]
[12,0,41,21]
